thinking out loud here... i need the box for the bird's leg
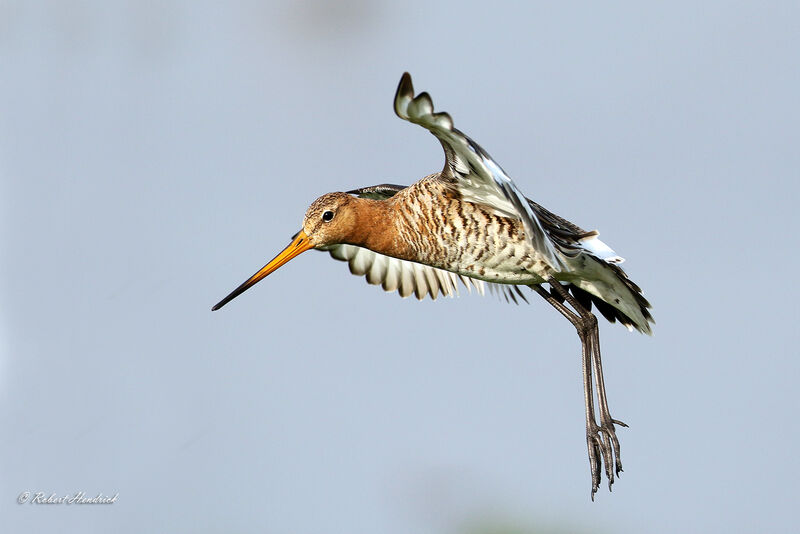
[546,279,624,494]
[534,279,623,498]
[531,283,604,498]
[588,320,626,479]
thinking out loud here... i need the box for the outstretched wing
[328,242,530,304]
[393,72,565,271]
[327,243,484,300]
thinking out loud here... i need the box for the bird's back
[384,178,653,333]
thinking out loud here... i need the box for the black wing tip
[396,72,414,102]
[399,71,412,89]
[416,90,431,103]
[434,111,454,129]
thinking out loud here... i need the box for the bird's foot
[587,417,626,500]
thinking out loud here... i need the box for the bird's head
[211,191,367,311]
[299,192,360,248]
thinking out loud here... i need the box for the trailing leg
[533,280,625,498]
[588,321,626,479]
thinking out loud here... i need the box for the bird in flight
[213,72,654,498]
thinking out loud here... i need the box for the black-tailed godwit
[213,73,654,498]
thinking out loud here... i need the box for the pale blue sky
[2,1,798,533]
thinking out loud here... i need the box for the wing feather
[393,73,565,271]
[366,252,388,285]
[399,263,415,298]
[382,259,400,292]
[348,248,371,276]
[328,244,522,302]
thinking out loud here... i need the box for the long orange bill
[212,230,314,311]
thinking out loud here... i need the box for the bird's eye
[322,210,334,222]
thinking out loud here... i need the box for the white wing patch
[327,244,530,304]
[578,232,625,264]
[393,73,566,271]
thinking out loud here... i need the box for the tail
[566,257,654,334]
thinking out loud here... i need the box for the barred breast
[389,176,552,284]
